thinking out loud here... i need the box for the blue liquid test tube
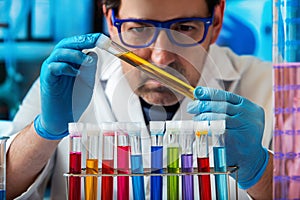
[179,120,195,200]
[149,121,165,200]
[211,120,228,200]
[166,121,181,200]
[128,122,145,200]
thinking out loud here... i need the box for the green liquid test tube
[166,121,181,200]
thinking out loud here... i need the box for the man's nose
[151,30,176,66]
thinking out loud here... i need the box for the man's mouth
[145,78,164,86]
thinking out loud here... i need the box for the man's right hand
[34,33,100,140]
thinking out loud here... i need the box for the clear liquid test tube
[101,122,115,200]
[85,123,100,200]
[68,122,84,200]
[128,122,145,200]
[96,34,195,99]
[211,120,228,200]
[179,120,195,200]
[150,121,165,200]
[166,120,181,200]
[0,136,9,200]
[194,120,212,200]
[116,122,130,200]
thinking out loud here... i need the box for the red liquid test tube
[68,123,84,200]
[101,122,115,200]
[194,121,212,200]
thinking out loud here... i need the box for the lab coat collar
[207,44,241,81]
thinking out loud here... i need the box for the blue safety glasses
[111,9,214,48]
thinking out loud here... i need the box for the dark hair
[102,0,220,15]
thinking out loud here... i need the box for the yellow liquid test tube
[96,34,195,99]
[85,124,100,200]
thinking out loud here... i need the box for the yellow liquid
[118,52,195,99]
[85,159,99,200]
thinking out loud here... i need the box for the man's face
[105,0,222,106]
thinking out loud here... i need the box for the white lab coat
[10,44,273,199]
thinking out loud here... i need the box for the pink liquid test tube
[68,122,84,200]
[101,122,115,200]
[116,122,130,200]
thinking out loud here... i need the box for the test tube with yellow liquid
[85,124,100,200]
[96,34,195,99]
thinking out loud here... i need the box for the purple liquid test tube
[179,120,195,200]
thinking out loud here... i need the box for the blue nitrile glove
[187,86,269,189]
[34,33,100,140]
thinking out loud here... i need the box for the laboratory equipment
[0,136,9,200]
[194,120,212,200]
[179,120,195,200]
[96,34,195,99]
[85,124,100,200]
[273,0,300,199]
[166,120,181,200]
[211,120,228,200]
[116,122,130,200]
[101,122,115,200]
[128,122,145,200]
[150,121,165,200]
[68,122,84,200]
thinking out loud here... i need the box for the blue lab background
[0,0,272,120]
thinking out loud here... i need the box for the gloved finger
[76,52,98,87]
[46,48,95,67]
[187,100,237,115]
[194,86,242,104]
[47,62,80,76]
[55,33,101,50]
[192,112,227,121]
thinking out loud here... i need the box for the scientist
[6,0,273,199]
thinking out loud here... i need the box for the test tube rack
[64,166,239,199]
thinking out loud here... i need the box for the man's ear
[210,0,225,43]
[102,5,115,35]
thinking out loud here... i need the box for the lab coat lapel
[105,66,145,123]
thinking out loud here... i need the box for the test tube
[116,122,130,200]
[85,124,100,200]
[101,122,115,200]
[179,120,195,200]
[150,121,165,200]
[96,34,195,99]
[68,122,84,200]
[211,120,228,200]
[166,120,181,200]
[0,136,9,200]
[128,122,145,200]
[194,120,212,200]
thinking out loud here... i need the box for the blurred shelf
[0,41,55,61]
